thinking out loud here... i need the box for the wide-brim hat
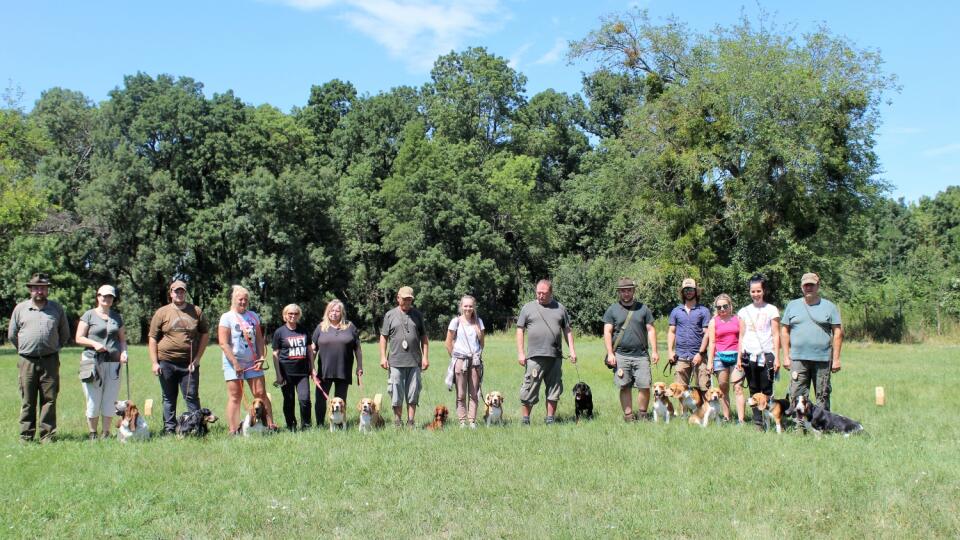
[616,278,637,289]
[25,273,52,287]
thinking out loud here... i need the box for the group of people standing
[9,269,842,442]
[602,273,843,428]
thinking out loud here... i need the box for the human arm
[6,308,17,348]
[736,318,746,371]
[58,308,71,349]
[516,327,526,366]
[271,333,284,385]
[781,324,791,369]
[148,337,160,375]
[667,325,676,361]
[218,325,241,372]
[420,335,429,371]
[445,329,455,357]
[379,335,388,370]
[705,319,716,374]
[831,325,843,373]
[771,317,781,371]
[565,327,577,364]
[647,324,659,364]
[254,321,265,369]
[355,339,363,377]
[118,326,128,363]
[194,332,209,367]
[75,319,106,352]
[603,323,616,367]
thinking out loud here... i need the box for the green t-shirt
[602,302,654,357]
[380,306,426,368]
[782,298,842,362]
[516,299,571,358]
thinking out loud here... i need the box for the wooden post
[875,386,885,406]
[144,398,154,416]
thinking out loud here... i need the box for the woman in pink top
[706,293,741,422]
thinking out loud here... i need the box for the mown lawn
[1,336,958,538]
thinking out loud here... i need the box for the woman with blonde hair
[218,285,275,434]
[706,293,741,422]
[271,303,314,430]
[444,295,485,428]
[310,299,363,426]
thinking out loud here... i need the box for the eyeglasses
[285,312,301,316]
[716,304,730,310]
[682,287,695,293]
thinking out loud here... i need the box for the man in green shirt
[782,272,843,411]
[603,278,659,421]
[379,286,429,427]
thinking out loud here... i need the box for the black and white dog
[572,382,594,422]
[790,395,863,436]
[176,408,219,437]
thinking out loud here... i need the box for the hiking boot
[521,416,531,426]
[406,419,416,430]
[87,432,98,442]
[545,415,556,425]
[393,419,402,429]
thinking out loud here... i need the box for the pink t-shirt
[713,315,740,352]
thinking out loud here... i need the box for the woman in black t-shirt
[271,304,314,430]
[311,299,363,426]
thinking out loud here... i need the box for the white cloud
[533,38,566,65]
[272,0,507,72]
[922,143,960,158]
[508,43,531,70]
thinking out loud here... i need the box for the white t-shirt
[448,316,485,357]
[737,303,780,354]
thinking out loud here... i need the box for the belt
[20,352,58,360]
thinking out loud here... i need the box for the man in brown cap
[379,286,429,427]
[781,272,843,410]
[148,279,210,434]
[603,278,659,421]
[8,273,71,442]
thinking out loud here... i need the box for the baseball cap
[398,286,415,299]
[97,285,117,297]
[170,280,188,291]
[616,278,637,289]
[801,273,820,286]
[681,278,697,290]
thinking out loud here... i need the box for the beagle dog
[688,388,723,427]
[328,397,347,432]
[747,393,791,434]
[115,401,149,442]
[483,391,504,426]
[667,382,702,417]
[242,398,270,436]
[426,405,449,431]
[357,394,385,433]
[651,382,675,423]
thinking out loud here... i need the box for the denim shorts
[222,356,264,381]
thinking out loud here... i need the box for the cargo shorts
[519,356,563,405]
[388,366,422,407]
[613,354,651,389]
[674,358,711,391]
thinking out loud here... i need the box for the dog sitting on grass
[572,382,594,422]
[241,398,270,436]
[115,400,149,442]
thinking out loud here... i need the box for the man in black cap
[8,273,71,442]
[603,278,659,421]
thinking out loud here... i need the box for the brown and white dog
[357,394,385,433]
[328,397,347,431]
[688,388,723,427]
[651,382,675,423]
[667,382,703,417]
[115,400,149,442]
[483,391,504,426]
[426,405,449,431]
[242,398,270,436]
[747,393,791,434]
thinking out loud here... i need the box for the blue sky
[3,0,958,202]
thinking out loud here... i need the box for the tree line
[1,11,957,342]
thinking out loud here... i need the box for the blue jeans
[158,361,201,433]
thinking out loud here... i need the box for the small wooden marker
[875,386,885,406]
[144,398,154,416]
[267,393,273,404]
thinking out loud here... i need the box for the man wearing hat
[8,273,71,442]
[148,279,210,435]
[379,286,429,428]
[781,272,843,410]
[603,278,659,421]
[667,278,712,392]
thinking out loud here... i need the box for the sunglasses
[716,304,731,310]
[682,287,696,293]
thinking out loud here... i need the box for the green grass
[1,336,958,538]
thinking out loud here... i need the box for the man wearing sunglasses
[781,273,843,410]
[667,278,712,392]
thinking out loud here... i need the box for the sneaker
[545,415,555,425]
[459,420,467,428]
[393,419,402,428]
[469,422,477,429]
[623,413,635,423]
[87,432,98,442]
[521,416,531,426]
[100,432,112,440]
[406,419,416,429]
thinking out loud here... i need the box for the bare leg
[619,387,633,417]
[101,416,112,436]
[637,389,650,415]
[735,384,746,423]
[717,370,731,420]
[546,400,557,417]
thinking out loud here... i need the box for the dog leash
[314,375,332,400]
[125,361,131,401]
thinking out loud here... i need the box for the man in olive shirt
[148,280,210,434]
[379,286,429,428]
[8,273,71,442]
[516,279,577,425]
[603,278,659,421]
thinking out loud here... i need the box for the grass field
[1,335,958,538]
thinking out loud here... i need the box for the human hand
[421,359,429,371]
[605,353,616,367]
[357,368,364,377]
[94,343,108,353]
[650,352,660,365]
[692,353,702,366]
[151,363,160,376]
[380,358,388,370]
[831,358,841,373]
[773,357,781,372]
[120,351,128,364]
[518,353,526,367]
[782,355,791,369]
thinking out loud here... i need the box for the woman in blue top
[218,285,275,434]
